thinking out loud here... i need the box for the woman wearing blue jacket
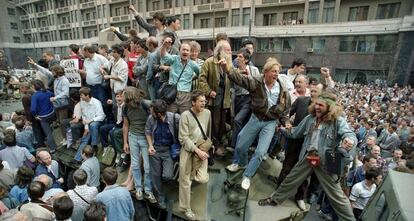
[30,79,57,152]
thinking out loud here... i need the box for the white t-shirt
[349,180,376,210]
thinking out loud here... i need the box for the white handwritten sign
[60,59,81,87]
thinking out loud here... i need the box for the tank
[360,170,414,221]
[55,144,309,221]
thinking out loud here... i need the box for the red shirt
[127,52,139,81]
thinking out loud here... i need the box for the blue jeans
[129,132,152,192]
[100,123,116,147]
[40,114,57,151]
[74,121,102,162]
[234,114,277,178]
[88,84,107,104]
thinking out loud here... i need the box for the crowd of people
[0,4,413,221]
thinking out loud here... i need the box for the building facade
[0,0,413,85]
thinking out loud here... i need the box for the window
[58,0,67,8]
[85,12,90,20]
[152,1,160,11]
[322,0,335,23]
[256,38,295,52]
[123,6,129,15]
[13,36,21,43]
[41,20,47,27]
[339,36,357,52]
[339,35,383,53]
[183,14,190,29]
[164,0,172,8]
[232,9,239,26]
[200,18,210,28]
[242,8,250,26]
[376,3,400,19]
[310,37,325,52]
[308,2,319,24]
[7,7,16,15]
[348,6,369,21]
[263,13,277,26]
[283,11,298,24]
[230,38,242,52]
[375,35,397,52]
[282,38,295,52]
[10,22,18,30]
[214,17,226,27]
[62,16,67,24]
[43,34,49,42]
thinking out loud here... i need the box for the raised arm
[129,5,156,36]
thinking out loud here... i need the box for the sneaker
[226,163,243,172]
[145,192,157,204]
[102,147,109,157]
[135,189,143,200]
[296,199,306,211]
[59,139,67,147]
[184,209,196,221]
[158,200,167,210]
[241,176,251,190]
[318,210,333,221]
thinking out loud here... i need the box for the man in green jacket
[198,40,233,156]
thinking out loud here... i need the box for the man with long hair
[198,40,233,157]
[258,91,357,221]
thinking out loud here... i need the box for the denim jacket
[145,112,180,145]
[95,184,135,221]
[283,115,357,169]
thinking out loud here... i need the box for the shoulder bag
[157,62,188,104]
[189,109,214,166]
[325,120,351,176]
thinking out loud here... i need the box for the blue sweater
[30,90,55,118]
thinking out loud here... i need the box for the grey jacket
[283,115,357,169]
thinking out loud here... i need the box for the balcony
[58,23,71,30]
[22,29,32,34]
[80,1,96,9]
[36,11,48,17]
[110,15,131,23]
[20,15,30,20]
[56,7,69,14]
[16,0,41,6]
[39,26,50,32]
[82,20,97,26]
[149,9,171,17]
[261,0,305,5]
[195,2,227,12]
[108,0,125,4]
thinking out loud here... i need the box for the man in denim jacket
[145,99,180,209]
[258,91,357,221]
